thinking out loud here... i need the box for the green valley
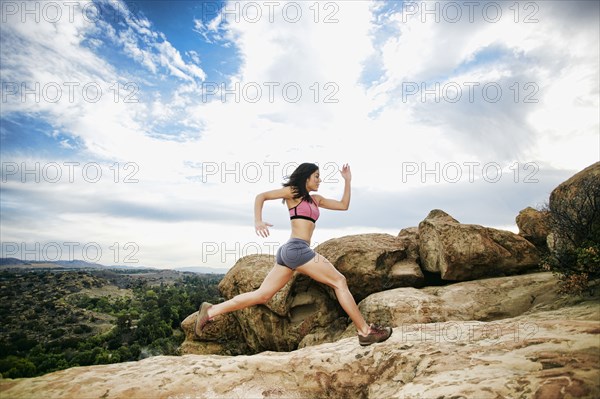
[0,268,223,378]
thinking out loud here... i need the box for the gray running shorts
[276,238,315,269]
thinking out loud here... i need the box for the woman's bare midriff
[290,219,315,243]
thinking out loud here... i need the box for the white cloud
[366,0,599,170]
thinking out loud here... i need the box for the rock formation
[397,226,420,261]
[516,206,551,249]
[550,162,600,214]
[418,209,540,280]
[181,212,545,355]
[180,311,248,356]
[314,233,424,301]
[338,272,582,338]
[182,254,347,354]
[547,161,600,253]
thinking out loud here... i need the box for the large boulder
[548,161,600,251]
[190,254,346,353]
[314,233,425,302]
[397,227,420,261]
[550,162,600,209]
[180,311,248,356]
[180,310,240,343]
[516,206,551,249]
[418,209,540,280]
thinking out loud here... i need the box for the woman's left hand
[340,163,351,181]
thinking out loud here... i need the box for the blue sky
[1,0,599,269]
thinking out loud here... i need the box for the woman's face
[306,169,321,192]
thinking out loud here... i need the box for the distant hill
[0,257,26,266]
[54,259,106,268]
[174,266,229,275]
[0,258,114,270]
[106,264,158,271]
[0,258,228,274]
[0,258,98,267]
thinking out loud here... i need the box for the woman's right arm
[255,187,293,237]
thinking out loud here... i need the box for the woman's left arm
[313,164,351,211]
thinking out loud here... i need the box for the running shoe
[194,302,213,337]
[358,323,392,346]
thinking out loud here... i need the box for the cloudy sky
[1,0,598,270]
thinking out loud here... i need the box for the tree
[0,356,37,378]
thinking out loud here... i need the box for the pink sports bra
[289,197,320,223]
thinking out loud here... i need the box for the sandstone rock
[297,317,348,349]
[342,272,579,337]
[181,310,239,343]
[314,233,425,301]
[548,161,600,251]
[216,254,298,352]
[3,298,598,399]
[397,226,420,260]
[516,206,551,248]
[232,277,343,352]
[418,209,540,280]
[179,311,248,356]
[550,162,600,206]
[178,339,247,357]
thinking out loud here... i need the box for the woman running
[195,162,392,346]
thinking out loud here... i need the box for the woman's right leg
[295,253,370,336]
[295,253,392,345]
[207,264,294,319]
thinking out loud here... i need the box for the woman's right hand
[255,221,273,238]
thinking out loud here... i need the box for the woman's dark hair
[282,163,319,203]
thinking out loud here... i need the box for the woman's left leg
[196,264,294,336]
[207,264,294,319]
